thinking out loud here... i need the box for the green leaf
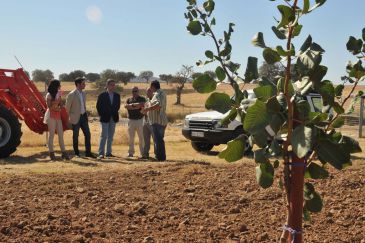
[252,32,266,48]
[254,85,276,102]
[269,139,283,156]
[277,77,294,96]
[303,207,312,222]
[276,45,293,56]
[305,163,329,179]
[225,61,240,73]
[295,100,311,121]
[292,24,303,37]
[315,139,351,170]
[187,20,202,35]
[273,160,280,169]
[308,112,328,125]
[219,136,246,162]
[346,36,363,55]
[363,27,365,41]
[300,35,312,53]
[266,96,281,114]
[318,80,335,106]
[244,100,271,134]
[340,136,362,154]
[334,84,344,97]
[254,149,269,164]
[203,0,215,13]
[220,108,238,126]
[331,117,345,128]
[304,191,323,213]
[271,26,286,40]
[277,5,295,29]
[302,0,310,14]
[244,56,259,82]
[255,162,274,189]
[215,66,226,81]
[263,48,281,64]
[192,74,217,93]
[252,131,269,148]
[297,49,322,71]
[308,65,328,84]
[205,92,231,113]
[205,50,214,59]
[347,60,365,79]
[333,102,345,114]
[292,125,314,158]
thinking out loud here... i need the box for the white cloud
[86,6,102,24]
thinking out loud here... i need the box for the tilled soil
[0,160,364,242]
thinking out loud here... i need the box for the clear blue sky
[0,0,364,83]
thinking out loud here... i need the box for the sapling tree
[175,65,194,105]
[185,0,364,242]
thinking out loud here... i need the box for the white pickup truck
[182,91,323,153]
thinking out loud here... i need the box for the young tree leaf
[331,117,345,128]
[219,135,246,162]
[271,26,286,40]
[193,74,216,93]
[346,36,363,55]
[340,136,362,154]
[187,20,202,35]
[254,85,276,102]
[304,191,323,213]
[252,32,266,48]
[305,163,329,179]
[205,50,214,59]
[244,100,271,134]
[315,139,351,170]
[292,125,314,158]
[254,149,269,164]
[263,48,281,64]
[255,162,274,189]
[215,66,226,81]
[205,92,231,113]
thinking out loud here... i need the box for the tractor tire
[0,105,22,159]
[191,141,214,153]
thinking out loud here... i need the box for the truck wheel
[0,105,22,159]
[191,141,214,153]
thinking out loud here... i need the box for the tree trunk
[175,87,182,105]
[287,153,305,243]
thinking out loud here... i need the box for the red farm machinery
[0,68,48,158]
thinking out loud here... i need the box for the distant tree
[95,69,118,89]
[159,74,174,85]
[258,62,284,83]
[68,70,86,81]
[32,69,54,82]
[174,65,194,105]
[139,71,154,83]
[85,72,100,82]
[259,62,299,84]
[116,71,136,85]
[59,73,70,82]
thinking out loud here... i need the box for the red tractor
[0,68,49,158]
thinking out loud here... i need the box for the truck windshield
[311,96,323,112]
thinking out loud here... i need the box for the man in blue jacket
[96,79,121,159]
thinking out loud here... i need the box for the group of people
[44,77,168,162]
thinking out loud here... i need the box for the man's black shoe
[85,153,96,158]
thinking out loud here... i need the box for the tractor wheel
[0,105,22,159]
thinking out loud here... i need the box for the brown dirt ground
[0,157,364,242]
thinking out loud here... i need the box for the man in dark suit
[96,79,121,159]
